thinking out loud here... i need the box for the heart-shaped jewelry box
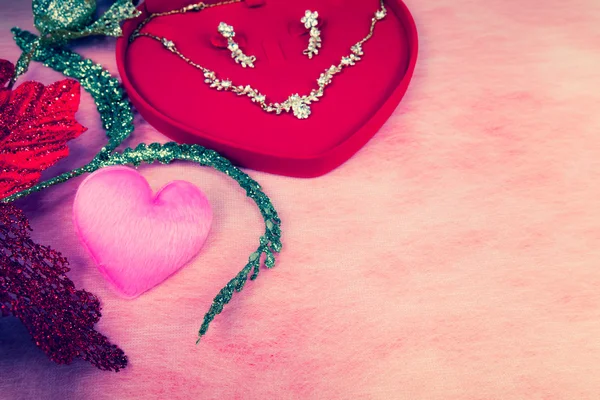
[116,0,418,177]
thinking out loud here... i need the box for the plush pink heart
[73,166,212,299]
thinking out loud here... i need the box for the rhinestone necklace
[130,0,388,119]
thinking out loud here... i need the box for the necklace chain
[130,0,387,120]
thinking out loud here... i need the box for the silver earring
[218,22,256,68]
[301,10,322,59]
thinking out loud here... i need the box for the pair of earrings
[218,10,322,69]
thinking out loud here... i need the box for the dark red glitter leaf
[0,59,123,371]
[0,59,87,199]
[0,59,14,88]
[0,203,127,371]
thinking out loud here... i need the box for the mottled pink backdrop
[2,0,600,399]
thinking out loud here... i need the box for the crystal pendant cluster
[301,10,322,59]
[218,22,256,68]
[133,1,388,120]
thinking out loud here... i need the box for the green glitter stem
[1,164,92,203]
[8,37,40,88]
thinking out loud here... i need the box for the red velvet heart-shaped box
[116,0,418,177]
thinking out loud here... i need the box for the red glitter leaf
[0,59,87,199]
[0,203,127,371]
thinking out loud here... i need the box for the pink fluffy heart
[73,166,212,299]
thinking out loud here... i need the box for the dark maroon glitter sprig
[0,203,127,371]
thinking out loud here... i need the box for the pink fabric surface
[2,0,600,399]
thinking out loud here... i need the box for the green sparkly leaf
[82,0,141,37]
[269,223,281,237]
[271,241,282,253]
[265,253,275,268]
[33,0,140,44]
[33,0,96,35]
[249,251,260,263]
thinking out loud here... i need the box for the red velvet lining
[116,0,418,177]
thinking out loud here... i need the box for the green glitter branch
[7,28,283,342]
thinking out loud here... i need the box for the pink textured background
[2,0,600,398]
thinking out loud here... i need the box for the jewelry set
[131,0,388,119]
[217,9,321,67]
